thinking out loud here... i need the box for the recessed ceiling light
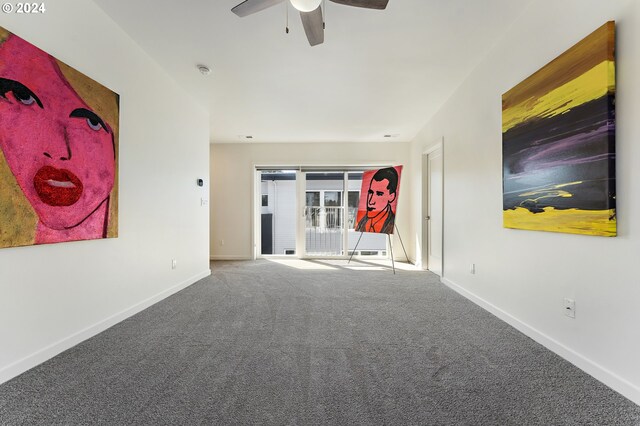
[197,64,212,75]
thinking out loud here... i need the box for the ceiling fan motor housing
[232,0,389,46]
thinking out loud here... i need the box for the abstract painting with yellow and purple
[502,21,615,237]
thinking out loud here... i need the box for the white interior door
[422,146,443,276]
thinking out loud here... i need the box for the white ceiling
[94,0,530,143]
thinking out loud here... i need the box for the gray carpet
[0,259,639,425]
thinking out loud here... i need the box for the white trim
[210,255,251,260]
[252,166,259,260]
[296,170,305,258]
[0,269,212,386]
[342,172,349,256]
[422,137,443,155]
[441,276,640,406]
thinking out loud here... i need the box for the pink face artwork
[0,35,115,232]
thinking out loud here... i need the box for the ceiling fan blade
[328,0,388,9]
[232,0,285,17]
[300,6,324,46]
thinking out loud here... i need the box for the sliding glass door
[256,167,388,259]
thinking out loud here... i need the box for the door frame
[253,166,302,260]
[422,138,444,276]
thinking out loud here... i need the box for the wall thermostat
[197,178,204,187]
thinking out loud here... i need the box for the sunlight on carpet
[266,258,338,270]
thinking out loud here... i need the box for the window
[262,195,268,207]
[348,191,359,208]
[306,191,320,206]
[324,191,342,206]
[323,191,342,229]
[347,191,360,227]
[306,191,321,227]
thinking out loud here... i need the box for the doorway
[422,142,443,276]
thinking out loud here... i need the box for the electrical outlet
[470,263,476,274]
[564,298,575,318]
[220,239,224,246]
[171,259,177,270]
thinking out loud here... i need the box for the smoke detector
[197,64,212,75]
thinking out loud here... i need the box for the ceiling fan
[231,0,389,46]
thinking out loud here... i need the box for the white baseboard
[441,277,640,406]
[210,255,251,260]
[0,269,212,385]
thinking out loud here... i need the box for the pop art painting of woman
[0,27,119,248]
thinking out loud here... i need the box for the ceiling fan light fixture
[290,0,322,12]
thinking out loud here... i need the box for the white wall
[410,0,640,404]
[0,1,210,383]
[210,142,411,259]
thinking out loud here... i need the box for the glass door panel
[259,170,297,256]
[305,172,345,256]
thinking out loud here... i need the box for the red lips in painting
[33,166,83,206]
